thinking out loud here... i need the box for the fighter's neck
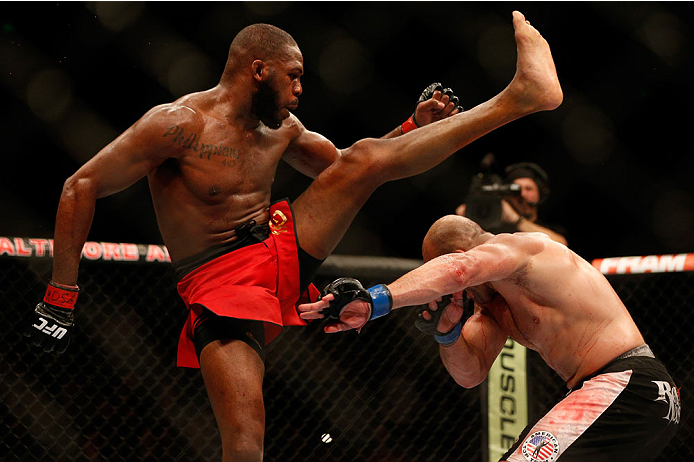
[202,84,262,130]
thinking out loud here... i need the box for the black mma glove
[402,82,464,133]
[415,294,471,346]
[24,281,79,353]
[320,277,393,328]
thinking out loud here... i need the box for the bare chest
[486,297,548,350]
[156,122,289,200]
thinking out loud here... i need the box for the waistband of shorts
[614,343,655,361]
[570,344,655,392]
[173,221,270,280]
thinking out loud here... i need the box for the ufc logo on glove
[32,317,68,339]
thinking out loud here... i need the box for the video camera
[464,155,521,231]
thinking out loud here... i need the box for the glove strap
[401,114,419,134]
[435,322,462,346]
[367,284,392,319]
[44,281,80,310]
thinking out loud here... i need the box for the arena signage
[592,253,694,274]
[0,237,171,263]
[487,338,527,462]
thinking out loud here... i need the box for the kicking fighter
[299,214,680,462]
[26,11,562,462]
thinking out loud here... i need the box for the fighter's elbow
[62,175,98,203]
[450,370,486,389]
[441,349,487,389]
[439,254,473,290]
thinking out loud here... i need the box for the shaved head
[220,23,302,128]
[422,215,486,261]
[227,23,298,68]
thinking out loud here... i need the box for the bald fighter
[26,11,562,462]
[300,214,679,461]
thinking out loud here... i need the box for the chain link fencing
[1,251,691,461]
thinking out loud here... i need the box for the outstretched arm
[282,83,463,177]
[381,83,463,139]
[297,274,508,388]
[298,235,535,332]
[387,238,528,309]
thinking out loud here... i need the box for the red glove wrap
[43,281,80,310]
[401,114,419,134]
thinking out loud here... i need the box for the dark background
[2,1,693,262]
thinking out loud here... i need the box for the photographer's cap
[504,162,550,204]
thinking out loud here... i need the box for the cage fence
[1,249,691,461]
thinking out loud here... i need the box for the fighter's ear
[251,60,265,82]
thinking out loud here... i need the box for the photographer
[456,161,568,245]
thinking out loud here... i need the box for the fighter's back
[487,233,645,387]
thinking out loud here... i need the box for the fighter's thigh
[505,368,677,462]
[558,368,679,462]
[503,372,632,462]
[199,339,266,435]
[293,143,384,259]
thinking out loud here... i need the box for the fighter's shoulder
[490,232,548,255]
[139,98,205,131]
[120,100,206,157]
[281,112,306,138]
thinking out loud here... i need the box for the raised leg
[293,11,562,259]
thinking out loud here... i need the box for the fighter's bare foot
[507,11,563,113]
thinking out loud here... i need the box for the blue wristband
[435,322,462,346]
[367,284,392,319]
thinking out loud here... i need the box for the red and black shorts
[174,199,322,368]
[502,346,680,462]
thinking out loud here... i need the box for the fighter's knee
[221,425,264,462]
[215,393,265,462]
[222,440,263,462]
[340,137,391,181]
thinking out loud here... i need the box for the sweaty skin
[300,227,644,390]
[51,11,562,285]
[47,12,563,462]
[50,46,464,282]
[56,46,324,267]
[426,232,645,389]
[147,97,312,262]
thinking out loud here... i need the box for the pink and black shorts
[502,345,680,462]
